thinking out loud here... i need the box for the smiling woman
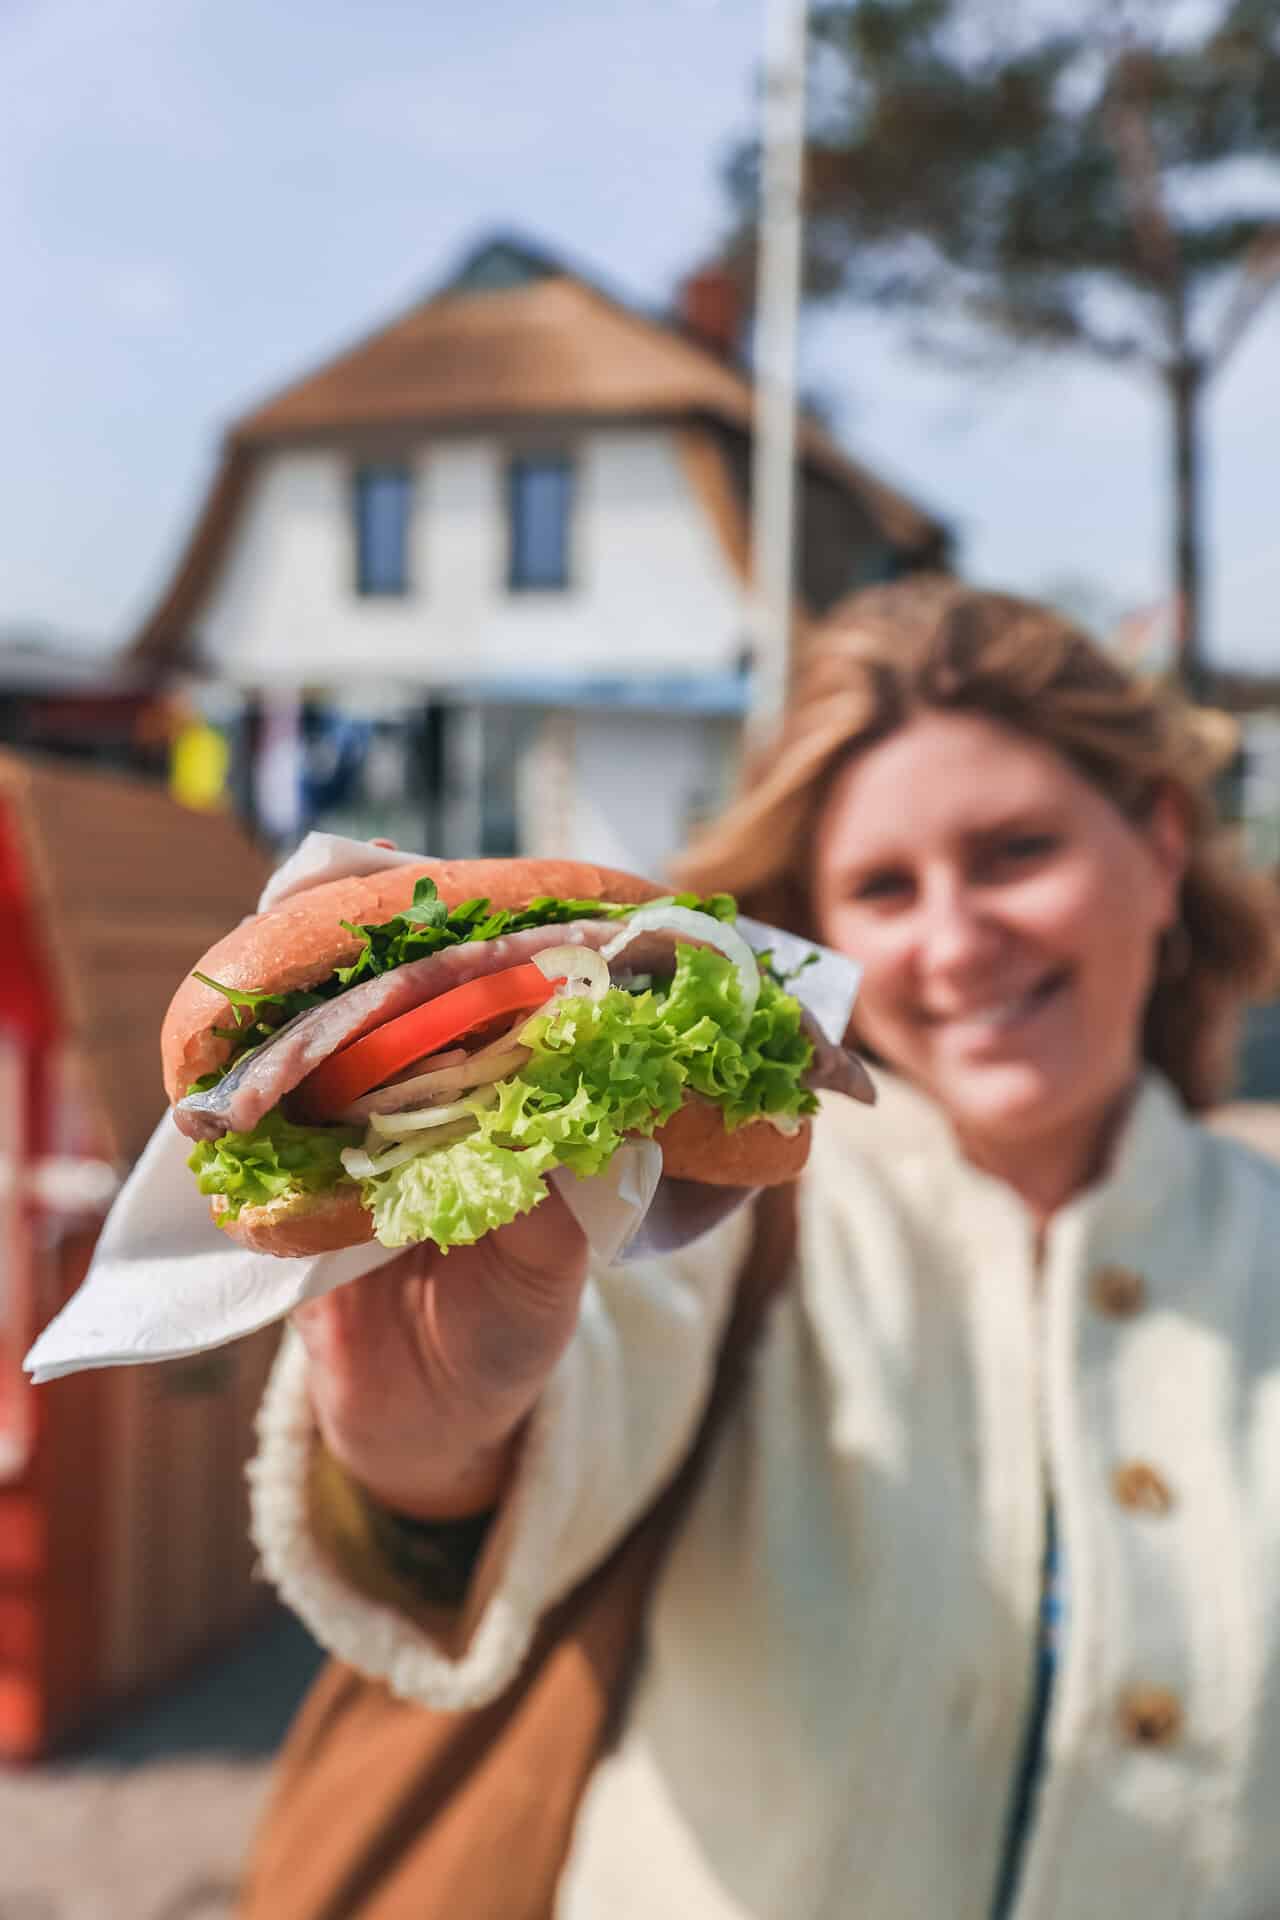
[241,578,1280,1920]
[809,711,1190,1214]
[680,576,1275,1128]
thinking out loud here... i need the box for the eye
[1005,832,1058,858]
[849,868,914,906]
[987,832,1060,872]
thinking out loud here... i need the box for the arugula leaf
[192,971,290,1027]
[191,880,743,1088]
[334,878,738,987]
[753,947,820,987]
[189,972,336,1088]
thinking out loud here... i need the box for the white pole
[748,0,809,744]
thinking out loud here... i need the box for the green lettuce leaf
[362,1134,558,1249]
[508,990,688,1157]
[665,949,818,1128]
[187,937,822,1251]
[187,1110,360,1224]
[356,944,818,1250]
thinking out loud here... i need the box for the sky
[3,0,1279,670]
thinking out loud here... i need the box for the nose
[915,875,1003,984]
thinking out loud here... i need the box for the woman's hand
[292,1187,590,1520]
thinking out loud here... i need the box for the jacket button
[1117,1685,1183,1747]
[1090,1265,1146,1317]
[1111,1461,1174,1514]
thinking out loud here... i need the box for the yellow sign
[170,721,230,811]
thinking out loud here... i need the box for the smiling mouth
[925,970,1071,1036]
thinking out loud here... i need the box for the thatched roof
[129,239,948,670]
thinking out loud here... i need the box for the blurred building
[1191,668,1280,1102]
[1196,670,1280,865]
[125,234,949,874]
[0,629,171,780]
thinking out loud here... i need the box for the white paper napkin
[25,834,860,1383]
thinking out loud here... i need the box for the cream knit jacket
[249,1074,1280,1920]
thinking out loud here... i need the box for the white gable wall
[517,708,740,881]
[195,428,750,689]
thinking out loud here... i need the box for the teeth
[954,1003,1025,1029]
[979,996,1035,1028]
[934,979,1056,1029]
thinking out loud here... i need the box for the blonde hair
[677,577,1278,1110]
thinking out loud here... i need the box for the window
[508,454,573,590]
[354,464,411,596]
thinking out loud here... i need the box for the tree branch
[1212,227,1280,375]
[1103,47,1183,325]
[966,288,1151,365]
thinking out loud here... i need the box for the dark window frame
[353,462,413,598]
[506,452,574,593]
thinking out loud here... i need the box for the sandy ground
[0,1612,324,1920]
[6,1102,1279,1919]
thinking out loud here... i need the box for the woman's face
[813,710,1187,1152]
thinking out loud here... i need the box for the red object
[0,770,278,1761]
[0,810,57,1053]
[298,962,562,1118]
[0,800,76,1758]
[0,801,57,1497]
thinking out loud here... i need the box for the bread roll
[163,858,666,1102]
[174,856,813,1254]
[213,1105,810,1255]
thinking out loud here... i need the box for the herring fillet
[174,920,622,1142]
[175,919,869,1144]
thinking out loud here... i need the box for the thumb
[471,1181,590,1305]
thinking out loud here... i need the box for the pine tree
[727,0,1280,685]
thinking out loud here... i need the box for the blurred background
[3,0,1280,1912]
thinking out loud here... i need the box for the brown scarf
[238,1184,797,1920]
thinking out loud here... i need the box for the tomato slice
[298,962,561,1119]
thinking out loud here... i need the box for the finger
[478,1182,589,1292]
[291,1186,585,1337]
[848,1054,878,1104]
[370,837,397,850]
[291,1246,426,1363]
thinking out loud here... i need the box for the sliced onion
[468,1011,545,1059]
[393,1046,468,1077]
[533,944,610,1002]
[389,1046,529,1105]
[601,906,760,1018]
[337,1049,469,1122]
[367,1088,498,1137]
[340,1118,478,1180]
[338,1045,528,1120]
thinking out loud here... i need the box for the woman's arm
[248,1200,752,1708]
